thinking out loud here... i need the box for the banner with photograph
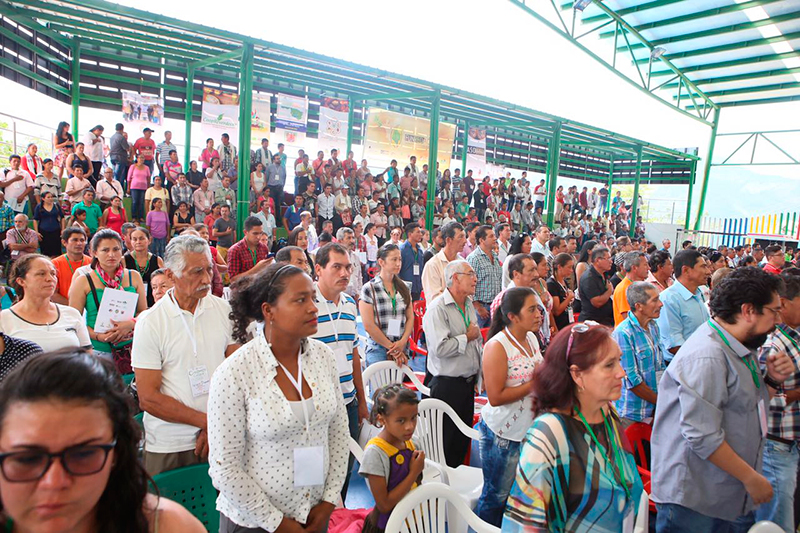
[465,126,487,176]
[251,94,272,148]
[201,87,240,145]
[363,108,456,173]
[121,90,164,127]
[275,93,308,133]
[317,97,349,155]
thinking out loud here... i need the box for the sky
[2,0,799,224]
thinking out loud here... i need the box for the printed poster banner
[201,87,240,145]
[121,90,164,127]
[317,97,349,155]
[465,126,487,177]
[251,94,272,148]
[275,93,308,133]
[363,108,456,173]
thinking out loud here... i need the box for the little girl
[359,384,425,533]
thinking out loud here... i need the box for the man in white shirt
[132,235,239,475]
[496,222,512,263]
[530,225,552,259]
[96,167,124,210]
[156,131,176,181]
[83,124,105,187]
[533,179,546,212]
[0,155,34,214]
[317,183,336,229]
[312,242,367,501]
[422,221,466,302]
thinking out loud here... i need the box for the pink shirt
[199,149,220,170]
[127,165,151,191]
[146,209,170,239]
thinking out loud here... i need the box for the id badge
[387,318,403,338]
[567,306,575,323]
[655,370,664,387]
[188,365,210,398]
[413,264,420,276]
[758,398,768,438]
[294,446,325,487]
[335,346,351,375]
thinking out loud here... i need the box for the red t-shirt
[133,138,156,160]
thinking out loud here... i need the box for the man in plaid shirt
[466,225,502,328]
[755,269,800,531]
[226,216,271,282]
[611,281,667,429]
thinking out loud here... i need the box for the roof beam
[662,66,800,89]
[687,94,800,109]
[615,9,800,52]
[634,30,800,63]
[649,50,800,77]
[562,0,687,25]
[675,81,800,100]
[600,0,784,39]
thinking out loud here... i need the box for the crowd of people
[0,118,798,533]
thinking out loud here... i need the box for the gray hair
[623,251,645,273]
[626,281,657,310]
[336,227,354,241]
[163,235,212,278]
[444,259,470,288]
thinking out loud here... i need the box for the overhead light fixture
[651,47,667,59]
[574,0,593,11]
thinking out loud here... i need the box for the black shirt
[547,276,572,331]
[578,266,613,326]
[0,333,42,382]
[186,169,205,189]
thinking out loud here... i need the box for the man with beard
[651,267,794,531]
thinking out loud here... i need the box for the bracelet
[764,374,782,390]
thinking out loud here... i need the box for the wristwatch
[763,373,783,390]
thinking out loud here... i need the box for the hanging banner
[363,108,456,173]
[275,93,308,133]
[465,126,487,177]
[251,94,272,148]
[121,90,164,127]
[201,87,240,145]
[317,97,349,155]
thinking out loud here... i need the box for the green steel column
[460,121,469,178]
[684,159,697,230]
[236,42,254,237]
[629,145,643,238]
[345,96,354,156]
[693,106,721,231]
[70,38,80,135]
[425,90,441,232]
[545,122,562,228]
[183,64,194,169]
[607,158,614,212]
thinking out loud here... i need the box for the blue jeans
[111,159,128,192]
[341,398,361,505]
[131,189,146,221]
[365,341,389,367]
[144,159,154,177]
[150,237,166,259]
[754,439,799,532]
[656,503,754,533]
[475,419,521,527]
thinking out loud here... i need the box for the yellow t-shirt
[145,187,170,214]
[613,276,633,327]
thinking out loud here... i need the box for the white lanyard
[504,328,536,359]
[276,351,312,435]
[174,293,198,360]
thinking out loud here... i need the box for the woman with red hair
[502,322,647,532]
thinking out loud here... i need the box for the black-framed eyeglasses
[0,441,116,482]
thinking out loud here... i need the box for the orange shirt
[612,276,633,327]
[52,254,91,300]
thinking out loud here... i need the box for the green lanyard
[249,247,258,266]
[708,320,760,389]
[132,251,150,278]
[385,285,397,314]
[575,408,631,500]
[777,325,800,353]
[456,303,471,329]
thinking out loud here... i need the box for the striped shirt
[612,312,667,422]
[312,285,359,404]
[760,324,800,441]
[156,141,176,166]
[466,246,503,304]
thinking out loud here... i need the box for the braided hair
[368,384,420,427]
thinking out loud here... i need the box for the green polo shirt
[71,201,103,233]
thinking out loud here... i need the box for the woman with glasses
[0,349,204,532]
[359,244,414,367]
[503,323,646,532]
[475,287,543,526]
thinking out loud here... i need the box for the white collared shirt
[131,289,233,453]
[208,334,349,531]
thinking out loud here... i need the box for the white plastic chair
[747,521,784,533]
[384,482,499,533]
[362,361,430,405]
[414,398,483,533]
